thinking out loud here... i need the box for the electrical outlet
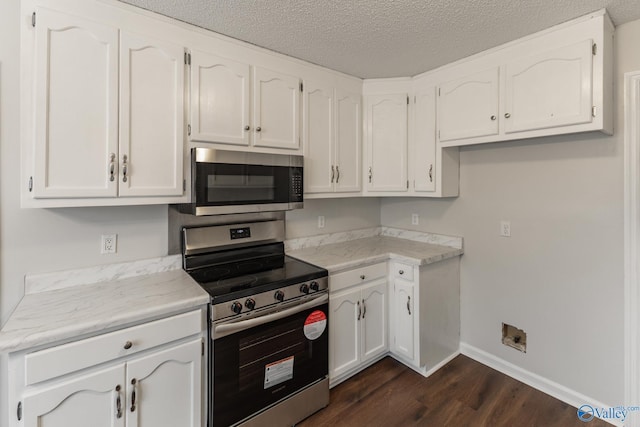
[411,213,419,225]
[500,221,511,237]
[317,216,325,229]
[101,234,117,254]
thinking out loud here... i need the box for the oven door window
[195,163,292,206]
[213,303,328,427]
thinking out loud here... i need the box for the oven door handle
[213,293,329,338]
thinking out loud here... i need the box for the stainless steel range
[182,220,329,427]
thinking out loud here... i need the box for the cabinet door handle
[407,296,411,315]
[122,155,128,183]
[362,299,366,319]
[336,165,340,183]
[115,385,122,419]
[504,113,511,119]
[130,378,137,412]
[368,167,372,183]
[256,126,262,132]
[331,165,335,183]
[357,301,361,321]
[123,341,133,350]
[490,115,497,121]
[360,275,365,280]
[109,153,116,182]
[244,125,250,131]
[399,270,404,275]
[428,164,433,182]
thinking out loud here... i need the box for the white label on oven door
[304,310,327,340]
[264,356,294,389]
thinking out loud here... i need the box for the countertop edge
[0,295,210,354]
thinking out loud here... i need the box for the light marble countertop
[0,268,209,353]
[288,235,463,273]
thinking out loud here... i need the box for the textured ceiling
[117,0,640,78]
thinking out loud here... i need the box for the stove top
[188,254,327,303]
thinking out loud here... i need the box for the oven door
[211,297,328,427]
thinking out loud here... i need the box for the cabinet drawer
[25,309,203,386]
[330,263,387,293]
[391,262,414,281]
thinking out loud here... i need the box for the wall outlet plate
[317,216,325,228]
[411,213,419,225]
[500,220,511,237]
[101,234,117,254]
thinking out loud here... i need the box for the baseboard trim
[460,342,622,427]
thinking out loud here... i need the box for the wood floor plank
[299,355,615,427]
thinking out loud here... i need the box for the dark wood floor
[299,356,612,427]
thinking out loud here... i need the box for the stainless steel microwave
[179,148,303,216]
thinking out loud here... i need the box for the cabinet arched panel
[505,39,593,134]
[23,364,124,427]
[437,68,499,142]
[303,83,334,193]
[191,52,250,145]
[33,7,119,199]
[329,289,360,377]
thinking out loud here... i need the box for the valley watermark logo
[577,403,640,423]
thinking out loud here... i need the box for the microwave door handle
[213,293,328,338]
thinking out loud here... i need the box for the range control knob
[230,301,243,314]
[274,290,285,302]
[300,284,309,294]
[245,298,256,310]
[310,281,320,292]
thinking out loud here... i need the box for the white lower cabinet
[389,259,460,374]
[329,263,387,385]
[9,310,204,427]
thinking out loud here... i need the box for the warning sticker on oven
[304,310,327,340]
[264,356,294,389]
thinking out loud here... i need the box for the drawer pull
[123,341,133,350]
[115,385,122,419]
[399,270,404,275]
[407,296,411,315]
[130,378,137,412]
[360,275,365,280]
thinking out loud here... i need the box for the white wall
[380,19,640,406]
[286,198,381,238]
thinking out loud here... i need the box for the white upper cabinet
[33,7,119,199]
[119,32,185,198]
[504,39,593,134]
[303,84,361,196]
[412,87,437,193]
[437,68,499,142]
[25,4,188,207]
[253,67,301,151]
[190,51,250,146]
[303,81,334,194]
[334,89,362,193]
[436,11,612,147]
[364,93,408,192]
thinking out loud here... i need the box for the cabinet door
[335,90,362,193]
[504,40,593,134]
[329,288,361,379]
[360,280,387,363]
[125,339,202,427]
[33,7,118,199]
[413,87,436,192]
[22,364,125,427]
[253,67,300,150]
[119,31,185,197]
[391,278,415,362]
[190,51,250,145]
[303,81,334,193]
[438,68,499,142]
[365,94,408,192]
